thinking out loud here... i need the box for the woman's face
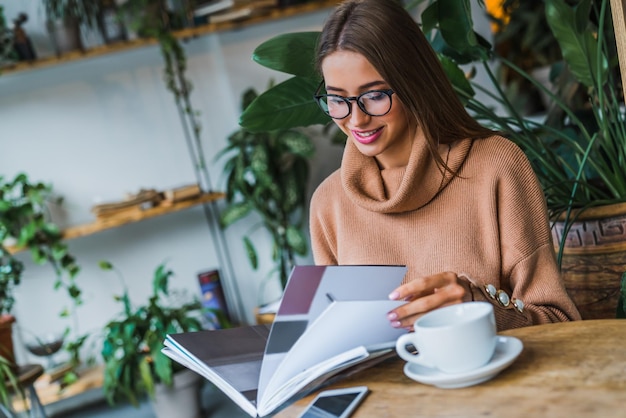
[321,50,414,169]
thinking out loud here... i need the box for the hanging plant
[119,1,206,180]
[0,173,85,367]
[0,173,81,314]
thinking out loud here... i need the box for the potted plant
[0,173,82,365]
[421,0,626,319]
[42,0,100,55]
[237,0,626,319]
[100,260,226,417]
[217,85,314,305]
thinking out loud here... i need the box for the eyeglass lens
[317,90,392,119]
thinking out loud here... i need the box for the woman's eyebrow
[325,80,387,93]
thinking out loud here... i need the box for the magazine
[162,264,407,417]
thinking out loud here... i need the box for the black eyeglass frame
[314,82,395,119]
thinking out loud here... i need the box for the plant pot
[0,315,17,368]
[46,17,83,56]
[151,369,202,418]
[552,202,626,319]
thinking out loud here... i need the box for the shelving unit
[2,0,337,325]
[0,0,340,76]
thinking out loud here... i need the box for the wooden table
[275,319,626,418]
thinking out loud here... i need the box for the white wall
[0,1,343,366]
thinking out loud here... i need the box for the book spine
[198,269,231,328]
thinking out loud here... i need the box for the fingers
[387,272,468,329]
[388,271,459,301]
[388,290,456,328]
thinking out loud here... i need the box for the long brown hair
[316,0,494,170]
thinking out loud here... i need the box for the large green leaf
[252,32,321,77]
[219,202,252,227]
[545,0,607,88]
[438,54,475,103]
[435,0,489,61]
[239,76,328,132]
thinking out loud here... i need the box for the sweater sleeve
[462,242,581,331]
[485,140,581,329]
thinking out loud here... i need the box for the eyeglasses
[314,82,395,119]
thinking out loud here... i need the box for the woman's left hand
[386,271,472,330]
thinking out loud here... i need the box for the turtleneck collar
[340,136,473,213]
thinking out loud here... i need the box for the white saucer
[403,335,523,389]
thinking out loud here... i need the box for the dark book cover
[165,324,271,407]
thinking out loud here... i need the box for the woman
[309,0,581,331]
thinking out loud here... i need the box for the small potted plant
[42,0,100,55]
[100,261,227,417]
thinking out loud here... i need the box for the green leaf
[219,202,253,227]
[545,0,607,88]
[239,77,328,132]
[420,2,439,35]
[152,350,172,385]
[139,357,155,398]
[438,54,475,103]
[436,0,488,60]
[243,236,258,270]
[277,130,316,158]
[98,260,113,270]
[153,263,171,295]
[282,173,300,211]
[250,145,270,183]
[252,32,321,77]
[286,226,308,256]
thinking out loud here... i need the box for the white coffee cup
[395,302,497,374]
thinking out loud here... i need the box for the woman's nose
[348,101,370,125]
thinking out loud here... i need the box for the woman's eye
[328,97,345,105]
[364,91,385,101]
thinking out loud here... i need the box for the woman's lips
[351,127,383,145]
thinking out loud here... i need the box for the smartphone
[297,386,369,418]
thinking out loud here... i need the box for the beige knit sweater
[309,135,581,330]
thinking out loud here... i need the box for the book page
[163,324,271,417]
[256,265,407,407]
[258,299,405,414]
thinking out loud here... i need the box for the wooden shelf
[13,365,104,413]
[0,0,340,76]
[5,192,225,254]
[62,192,225,240]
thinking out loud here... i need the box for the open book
[162,265,407,417]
